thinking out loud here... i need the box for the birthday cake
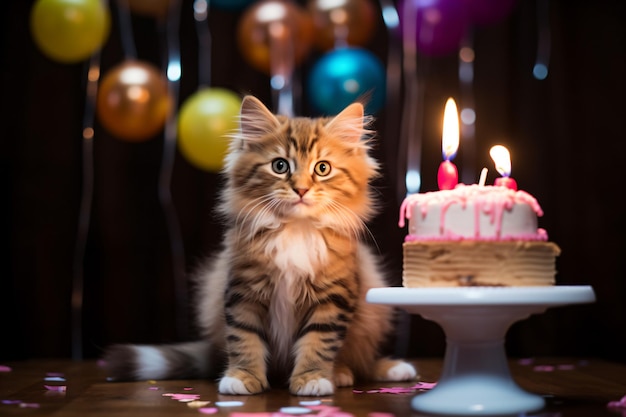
[399,184,560,287]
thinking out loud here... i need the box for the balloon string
[458,32,476,184]
[533,0,551,80]
[72,44,103,361]
[194,0,212,88]
[269,23,295,117]
[378,0,402,200]
[378,0,411,360]
[116,0,138,60]
[158,0,188,341]
[399,0,424,198]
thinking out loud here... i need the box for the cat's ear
[324,102,366,143]
[239,95,281,141]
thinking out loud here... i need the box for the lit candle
[489,145,518,190]
[437,98,460,190]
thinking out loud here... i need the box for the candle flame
[442,98,460,160]
[489,145,512,177]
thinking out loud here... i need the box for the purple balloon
[470,0,518,26]
[399,0,471,56]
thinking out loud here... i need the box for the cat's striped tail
[102,340,223,381]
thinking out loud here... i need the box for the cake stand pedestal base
[366,286,595,416]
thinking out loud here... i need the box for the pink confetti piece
[517,358,534,366]
[148,387,160,391]
[557,364,575,371]
[354,381,436,395]
[368,413,395,417]
[608,395,626,409]
[411,381,437,390]
[0,365,12,372]
[533,365,555,372]
[46,372,64,377]
[2,400,22,405]
[183,387,194,391]
[198,407,219,414]
[19,402,40,408]
[162,393,201,401]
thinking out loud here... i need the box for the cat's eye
[271,158,290,174]
[314,161,332,177]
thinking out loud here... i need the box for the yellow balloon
[30,0,111,63]
[96,60,172,142]
[178,88,242,172]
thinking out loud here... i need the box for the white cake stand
[366,286,595,416]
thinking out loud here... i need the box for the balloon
[237,0,314,74]
[126,0,171,18]
[307,48,385,115]
[178,88,242,172]
[212,0,257,11]
[307,0,377,51]
[96,60,172,142]
[469,0,518,26]
[399,0,470,56]
[30,0,110,63]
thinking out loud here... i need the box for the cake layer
[402,241,561,287]
[399,184,547,241]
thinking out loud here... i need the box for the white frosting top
[399,184,548,242]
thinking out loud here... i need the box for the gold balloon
[96,60,172,142]
[307,0,377,51]
[237,0,314,74]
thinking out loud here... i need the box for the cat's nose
[294,188,309,197]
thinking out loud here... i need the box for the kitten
[103,96,417,396]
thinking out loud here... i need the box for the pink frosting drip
[398,184,548,241]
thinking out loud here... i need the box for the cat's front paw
[218,376,253,395]
[373,358,418,382]
[383,361,418,381]
[218,371,268,395]
[290,377,334,396]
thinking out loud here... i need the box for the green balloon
[178,88,242,172]
[30,0,111,63]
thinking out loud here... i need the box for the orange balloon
[237,0,314,74]
[96,60,172,142]
[307,0,377,51]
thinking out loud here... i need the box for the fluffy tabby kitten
[103,96,416,396]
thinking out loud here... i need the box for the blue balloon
[307,48,386,115]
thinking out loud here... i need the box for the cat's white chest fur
[265,222,328,278]
[265,222,328,362]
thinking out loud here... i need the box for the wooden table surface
[1,357,625,416]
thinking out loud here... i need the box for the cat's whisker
[235,195,276,241]
[324,200,381,254]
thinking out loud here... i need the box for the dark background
[1,0,625,364]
